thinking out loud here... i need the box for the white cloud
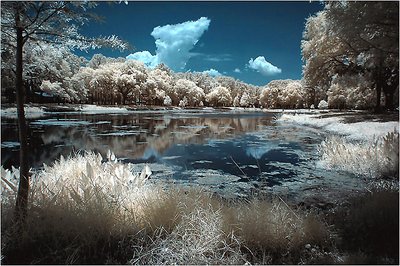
[202,68,222,77]
[234,68,241,73]
[126,51,158,68]
[126,17,211,71]
[203,54,233,62]
[248,56,282,76]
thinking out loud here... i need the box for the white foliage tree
[206,85,232,107]
[302,1,399,111]
[328,74,376,110]
[174,78,205,107]
[239,92,251,107]
[1,1,129,221]
[39,80,64,100]
[143,77,166,106]
[318,100,328,109]
[116,60,148,105]
[279,80,304,109]
[150,67,177,105]
[163,95,172,106]
[260,80,304,109]
[89,65,115,104]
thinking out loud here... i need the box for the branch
[1,41,17,50]
[25,2,67,38]
[358,34,397,55]
[1,30,17,42]
[25,2,45,29]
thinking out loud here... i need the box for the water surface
[2,110,361,198]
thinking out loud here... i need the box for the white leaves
[302,2,398,108]
[259,79,304,109]
[174,78,205,107]
[1,151,153,208]
[327,73,376,110]
[139,164,152,183]
[206,86,232,107]
[163,95,172,106]
[107,150,117,163]
[317,100,328,109]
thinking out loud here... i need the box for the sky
[79,1,323,86]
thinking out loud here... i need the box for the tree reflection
[1,113,276,168]
[56,114,273,159]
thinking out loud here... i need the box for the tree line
[4,45,397,111]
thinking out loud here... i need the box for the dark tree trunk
[375,84,382,113]
[383,72,398,111]
[384,91,394,111]
[121,92,127,105]
[14,8,30,224]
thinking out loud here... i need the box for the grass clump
[319,131,399,179]
[222,198,332,264]
[135,206,246,265]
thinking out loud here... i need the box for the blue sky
[80,1,323,86]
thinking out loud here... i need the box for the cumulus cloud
[126,17,211,71]
[126,51,158,68]
[234,68,241,73]
[202,68,222,77]
[248,56,282,76]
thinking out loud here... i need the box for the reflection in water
[1,111,325,187]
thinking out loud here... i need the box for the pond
[1,109,363,199]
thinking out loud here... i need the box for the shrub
[319,131,399,179]
[318,100,328,109]
[332,190,399,264]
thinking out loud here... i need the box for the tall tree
[326,1,399,111]
[1,1,129,223]
[302,1,399,111]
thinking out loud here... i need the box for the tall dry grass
[1,151,152,264]
[319,131,399,179]
[4,150,396,264]
[221,198,332,264]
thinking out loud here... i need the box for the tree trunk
[122,92,127,105]
[375,84,382,112]
[384,91,394,111]
[14,8,30,224]
[383,73,398,111]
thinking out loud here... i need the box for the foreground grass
[1,152,399,264]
